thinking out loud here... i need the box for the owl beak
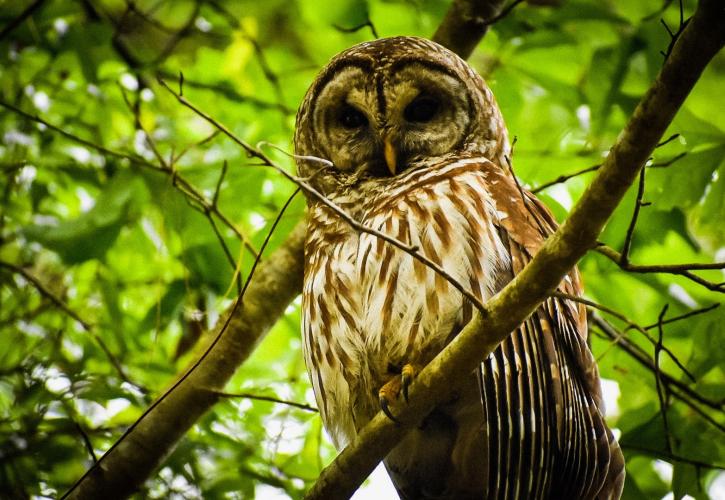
[383,138,397,175]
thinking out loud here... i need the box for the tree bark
[432,0,507,59]
[304,0,725,498]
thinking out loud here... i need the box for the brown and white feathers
[295,36,624,499]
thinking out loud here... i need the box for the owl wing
[477,160,625,499]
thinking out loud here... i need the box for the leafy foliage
[0,0,722,498]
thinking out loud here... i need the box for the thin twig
[206,0,286,106]
[74,421,99,463]
[595,245,725,293]
[212,160,228,208]
[484,0,525,26]
[592,314,724,416]
[0,0,47,41]
[333,20,379,38]
[0,99,258,258]
[531,163,601,193]
[639,303,720,331]
[555,291,695,382]
[660,0,688,60]
[63,187,301,499]
[620,168,647,266]
[0,260,142,390]
[621,444,725,470]
[211,390,318,413]
[155,71,292,114]
[656,133,680,147]
[531,152,686,193]
[654,305,673,454]
[504,137,550,236]
[119,86,248,293]
[156,76,488,312]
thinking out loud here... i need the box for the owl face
[310,62,472,177]
[295,37,508,195]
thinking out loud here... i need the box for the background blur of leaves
[0,0,722,498]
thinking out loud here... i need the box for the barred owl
[295,37,624,499]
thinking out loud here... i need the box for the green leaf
[23,171,148,264]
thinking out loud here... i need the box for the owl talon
[378,374,402,422]
[379,395,400,423]
[401,363,418,403]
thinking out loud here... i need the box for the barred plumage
[296,37,624,499]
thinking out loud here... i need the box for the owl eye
[339,105,368,129]
[404,96,439,123]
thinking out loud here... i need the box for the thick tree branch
[305,1,725,497]
[63,220,305,499]
[433,0,510,59]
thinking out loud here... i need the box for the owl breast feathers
[296,37,624,499]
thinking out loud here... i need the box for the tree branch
[305,1,725,497]
[433,0,512,59]
[0,0,47,41]
[63,218,305,498]
[595,245,725,293]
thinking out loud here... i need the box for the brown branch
[210,390,318,413]
[432,0,510,59]
[63,190,304,499]
[595,245,725,292]
[305,1,725,496]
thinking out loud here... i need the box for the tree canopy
[0,1,723,499]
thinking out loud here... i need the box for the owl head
[294,36,509,195]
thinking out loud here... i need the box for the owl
[295,37,624,499]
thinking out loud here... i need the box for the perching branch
[305,1,725,497]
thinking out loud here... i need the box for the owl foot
[378,363,420,422]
